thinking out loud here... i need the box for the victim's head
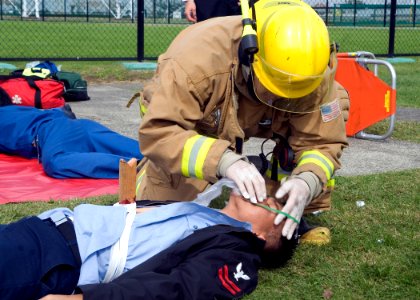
[222,191,298,268]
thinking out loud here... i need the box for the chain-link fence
[0,0,418,61]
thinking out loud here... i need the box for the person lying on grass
[0,179,298,300]
[0,105,142,179]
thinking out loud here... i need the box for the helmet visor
[251,49,338,113]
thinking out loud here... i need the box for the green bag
[54,71,90,102]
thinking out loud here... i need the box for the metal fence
[0,0,418,61]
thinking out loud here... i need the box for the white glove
[274,178,311,240]
[225,159,266,203]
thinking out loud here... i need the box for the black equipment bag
[54,71,90,102]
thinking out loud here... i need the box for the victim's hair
[260,234,298,269]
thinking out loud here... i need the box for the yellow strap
[140,103,147,116]
[266,160,291,181]
[126,92,140,108]
[135,169,146,195]
[297,150,334,180]
[126,92,146,117]
[181,135,216,179]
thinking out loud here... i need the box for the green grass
[0,20,419,59]
[0,195,117,224]
[329,26,420,55]
[365,120,420,143]
[246,169,420,299]
[388,59,420,108]
[0,20,187,59]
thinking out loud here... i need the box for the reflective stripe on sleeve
[182,135,216,179]
[136,168,146,195]
[297,150,334,180]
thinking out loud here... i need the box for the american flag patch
[320,99,341,122]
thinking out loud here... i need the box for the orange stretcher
[335,51,397,140]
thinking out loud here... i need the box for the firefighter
[137,0,349,241]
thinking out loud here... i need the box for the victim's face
[232,194,286,251]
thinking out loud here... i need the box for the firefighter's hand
[225,160,266,204]
[274,178,311,239]
[184,0,197,22]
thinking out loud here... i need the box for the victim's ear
[255,232,267,241]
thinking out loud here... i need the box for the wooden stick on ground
[119,158,138,203]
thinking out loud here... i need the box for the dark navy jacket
[78,225,265,300]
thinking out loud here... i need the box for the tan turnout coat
[138,16,349,212]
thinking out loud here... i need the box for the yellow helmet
[251,0,330,99]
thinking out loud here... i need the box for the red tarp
[0,153,119,204]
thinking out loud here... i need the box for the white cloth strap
[102,203,136,283]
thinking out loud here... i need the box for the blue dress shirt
[38,202,251,285]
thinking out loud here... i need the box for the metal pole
[353,0,356,26]
[1,0,3,21]
[325,0,329,26]
[137,0,144,61]
[64,0,67,21]
[132,0,134,23]
[109,0,111,22]
[42,0,44,21]
[413,0,417,27]
[383,0,387,27]
[153,0,156,24]
[388,0,397,57]
[86,0,89,22]
[167,0,170,24]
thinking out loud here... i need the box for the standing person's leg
[0,217,80,299]
[225,0,241,16]
[195,0,219,21]
[195,0,240,21]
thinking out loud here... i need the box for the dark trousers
[0,217,80,300]
[195,0,241,22]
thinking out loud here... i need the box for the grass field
[0,20,186,59]
[250,170,420,299]
[0,18,419,300]
[1,20,419,59]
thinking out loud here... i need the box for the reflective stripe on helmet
[182,135,216,179]
[297,150,334,180]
